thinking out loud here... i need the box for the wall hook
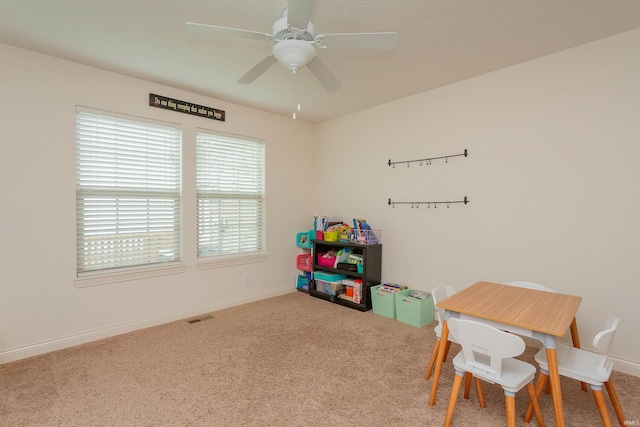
[387,149,468,168]
[388,197,470,208]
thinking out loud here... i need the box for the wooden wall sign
[149,93,225,121]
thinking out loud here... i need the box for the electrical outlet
[242,274,250,285]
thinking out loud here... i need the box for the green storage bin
[395,294,435,327]
[370,285,410,319]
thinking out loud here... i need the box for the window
[196,131,265,264]
[75,108,182,280]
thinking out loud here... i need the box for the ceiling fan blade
[287,0,315,30]
[316,32,398,50]
[307,57,342,92]
[185,22,272,41]
[237,55,278,84]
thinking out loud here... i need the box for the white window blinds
[76,109,182,275]
[196,131,265,258]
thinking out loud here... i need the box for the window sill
[196,252,268,270]
[75,262,187,288]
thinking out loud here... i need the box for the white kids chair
[503,281,556,292]
[504,280,588,392]
[425,286,484,405]
[424,286,457,381]
[444,318,545,427]
[524,316,624,427]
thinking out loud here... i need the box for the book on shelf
[353,218,378,244]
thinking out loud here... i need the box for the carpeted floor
[1,291,638,426]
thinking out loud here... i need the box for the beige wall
[0,43,316,361]
[2,27,639,376]
[314,28,640,375]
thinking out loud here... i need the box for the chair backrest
[432,286,457,324]
[448,318,526,378]
[591,316,620,372]
[593,316,620,353]
[504,281,556,293]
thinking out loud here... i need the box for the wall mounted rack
[388,197,469,209]
[388,149,468,168]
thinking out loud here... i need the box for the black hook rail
[388,196,469,209]
[388,149,468,167]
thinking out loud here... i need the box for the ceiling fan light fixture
[273,40,316,71]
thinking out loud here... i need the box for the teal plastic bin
[314,272,346,282]
[370,285,410,319]
[395,294,435,327]
[296,275,309,291]
[296,231,313,249]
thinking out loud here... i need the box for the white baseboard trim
[0,287,295,365]
[610,356,640,378]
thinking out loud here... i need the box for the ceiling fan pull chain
[292,68,302,120]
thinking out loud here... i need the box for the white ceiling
[2,0,640,123]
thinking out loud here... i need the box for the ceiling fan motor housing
[273,39,316,70]
[272,16,316,41]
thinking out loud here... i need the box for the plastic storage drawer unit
[315,279,344,295]
[314,272,347,295]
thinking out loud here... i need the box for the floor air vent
[187,314,214,324]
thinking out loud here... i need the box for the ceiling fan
[185,0,398,92]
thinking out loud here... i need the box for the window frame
[195,129,267,270]
[74,107,186,287]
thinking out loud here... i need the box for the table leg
[569,317,589,392]
[546,347,565,427]
[569,317,580,348]
[429,319,449,406]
